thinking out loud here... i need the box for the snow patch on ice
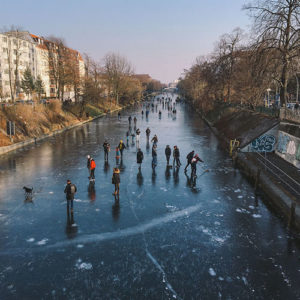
[252,214,262,218]
[248,205,255,210]
[75,258,92,270]
[238,195,243,199]
[26,238,35,242]
[49,192,54,194]
[236,208,250,214]
[74,199,89,203]
[214,221,221,226]
[160,187,168,192]
[77,244,84,248]
[209,268,216,276]
[234,189,241,193]
[218,276,224,281]
[165,204,178,212]
[213,199,220,203]
[37,238,48,245]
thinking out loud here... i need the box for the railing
[250,151,300,197]
[280,108,300,124]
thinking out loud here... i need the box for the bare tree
[244,0,300,106]
[103,53,133,105]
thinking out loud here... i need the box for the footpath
[200,108,300,231]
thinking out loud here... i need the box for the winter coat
[118,142,126,151]
[187,151,194,162]
[90,160,96,170]
[112,172,120,184]
[173,148,180,158]
[64,183,77,200]
[137,150,144,164]
[87,158,91,168]
[103,142,110,152]
[165,147,171,157]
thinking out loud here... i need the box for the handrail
[251,151,300,196]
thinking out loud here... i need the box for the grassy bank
[0,99,121,147]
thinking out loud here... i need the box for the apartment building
[0,31,85,101]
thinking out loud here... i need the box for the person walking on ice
[64,179,77,214]
[112,167,120,196]
[165,145,171,166]
[103,140,110,161]
[118,140,126,158]
[191,154,204,177]
[184,150,194,172]
[137,148,144,170]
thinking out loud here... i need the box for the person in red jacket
[90,158,96,180]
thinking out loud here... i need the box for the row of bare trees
[178,0,300,110]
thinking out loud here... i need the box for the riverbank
[0,102,125,156]
[197,106,300,231]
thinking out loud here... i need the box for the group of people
[64,97,204,215]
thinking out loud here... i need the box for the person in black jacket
[64,179,77,212]
[103,140,110,161]
[184,150,195,172]
[165,145,171,165]
[152,145,158,169]
[112,168,120,196]
[173,145,181,167]
[137,148,144,169]
[146,128,151,140]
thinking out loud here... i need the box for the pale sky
[1,0,251,83]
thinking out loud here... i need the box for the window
[13,60,17,64]
[5,81,9,85]
[4,69,9,74]
[2,37,7,42]
[50,88,55,93]
[13,39,17,46]
[13,49,17,55]
[3,48,7,53]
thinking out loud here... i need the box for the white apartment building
[0,31,85,101]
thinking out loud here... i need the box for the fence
[280,108,300,124]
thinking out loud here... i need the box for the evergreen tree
[35,75,45,101]
[21,67,35,99]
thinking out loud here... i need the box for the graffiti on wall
[277,132,289,154]
[276,131,300,163]
[251,134,276,152]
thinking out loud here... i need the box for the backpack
[70,184,76,194]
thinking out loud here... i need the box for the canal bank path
[0,93,300,299]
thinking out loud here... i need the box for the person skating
[64,179,77,213]
[103,140,110,161]
[165,145,171,165]
[137,148,144,169]
[152,144,158,170]
[118,140,126,158]
[90,158,96,180]
[141,110,144,117]
[146,127,151,140]
[151,134,158,146]
[191,154,204,177]
[112,167,120,196]
[86,155,91,176]
[136,128,141,147]
[128,116,132,125]
[115,147,121,164]
[173,146,181,167]
[118,112,121,120]
[158,111,162,119]
[133,116,137,126]
[131,133,135,145]
[184,150,195,172]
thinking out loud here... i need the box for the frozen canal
[0,94,300,299]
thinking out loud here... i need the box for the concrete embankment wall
[276,123,300,168]
[201,109,300,230]
[0,108,121,156]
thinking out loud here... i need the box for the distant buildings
[0,31,85,101]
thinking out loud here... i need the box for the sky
[1,0,251,84]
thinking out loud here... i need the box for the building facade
[0,31,84,101]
